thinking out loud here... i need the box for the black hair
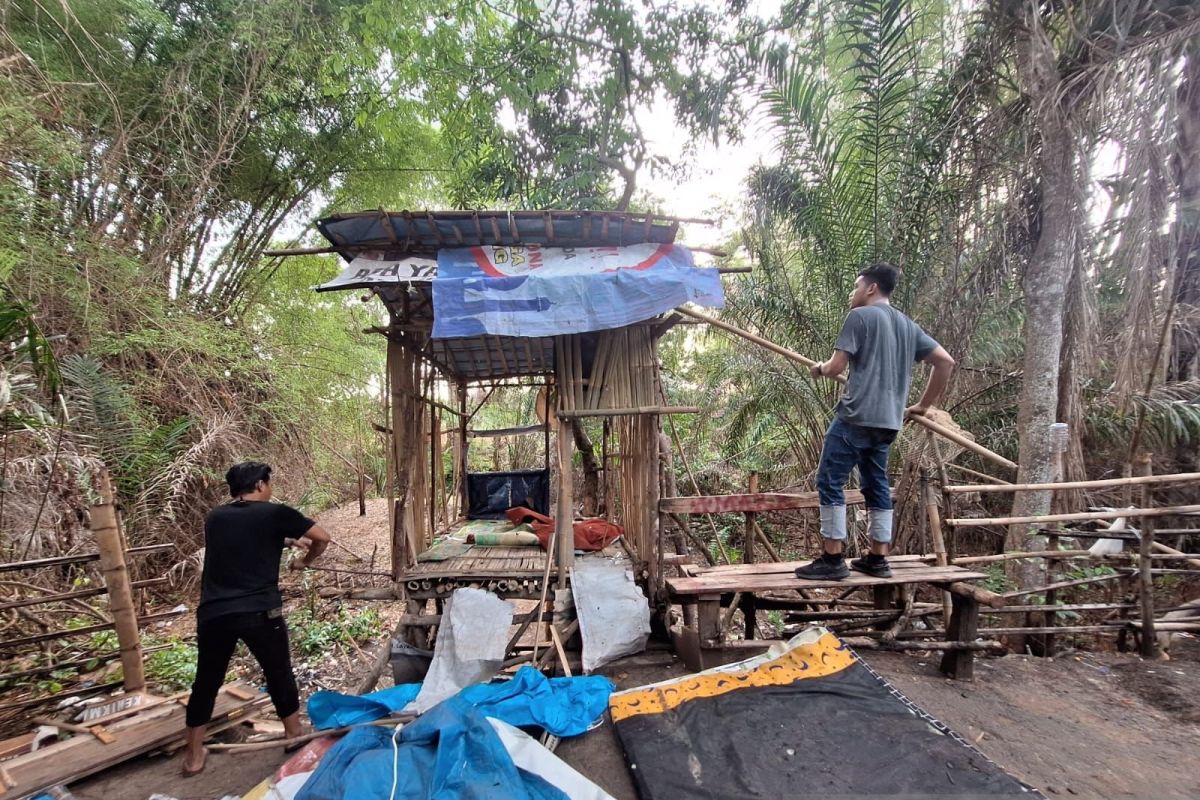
[226,461,271,498]
[858,261,899,296]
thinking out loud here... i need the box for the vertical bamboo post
[556,420,575,590]
[922,471,953,624]
[92,470,145,692]
[744,472,758,565]
[1041,422,1069,655]
[458,384,469,516]
[1134,453,1159,658]
[384,365,395,540]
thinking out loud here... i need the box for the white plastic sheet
[487,718,616,800]
[409,588,513,713]
[571,560,650,673]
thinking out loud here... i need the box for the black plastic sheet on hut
[609,629,1042,799]
[465,468,550,519]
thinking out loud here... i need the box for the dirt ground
[67,500,1200,799]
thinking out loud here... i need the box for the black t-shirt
[197,500,314,623]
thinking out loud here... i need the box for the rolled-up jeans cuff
[868,508,893,543]
[820,504,847,540]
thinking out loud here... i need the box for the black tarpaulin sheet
[610,629,1040,799]
[466,468,549,519]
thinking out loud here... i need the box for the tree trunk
[1007,3,1078,574]
[570,420,601,517]
[1170,41,1200,384]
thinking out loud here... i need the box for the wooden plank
[0,686,264,800]
[661,490,867,515]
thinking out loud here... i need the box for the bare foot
[181,747,208,777]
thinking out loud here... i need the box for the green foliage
[1066,564,1117,581]
[983,564,1014,593]
[289,606,383,659]
[144,638,200,692]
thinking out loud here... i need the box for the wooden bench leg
[941,592,979,679]
[698,594,722,647]
[741,593,757,640]
[873,584,898,631]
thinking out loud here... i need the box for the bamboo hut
[299,209,721,636]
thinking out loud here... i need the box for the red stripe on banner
[471,246,505,277]
[617,242,676,272]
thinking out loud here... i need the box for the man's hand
[284,537,311,552]
[905,403,929,419]
[809,362,824,379]
[288,556,311,571]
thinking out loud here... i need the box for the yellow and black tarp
[610,629,1039,799]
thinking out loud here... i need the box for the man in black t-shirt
[181,462,330,776]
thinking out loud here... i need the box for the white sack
[409,588,513,713]
[571,561,650,673]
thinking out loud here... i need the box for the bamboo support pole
[943,463,1013,486]
[666,408,732,565]
[555,412,575,591]
[744,472,757,565]
[981,625,1125,636]
[1150,541,1200,570]
[1002,572,1124,599]
[557,406,699,418]
[91,470,144,693]
[945,471,1200,494]
[922,471,953,623]
[841,638,1006,653]
[675,306,1016,471]
[0,544,173,573]
[752,520,783,562]
[946,504,1200,527]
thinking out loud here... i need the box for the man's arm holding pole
[289,524,331,570]
[906,346,956,418]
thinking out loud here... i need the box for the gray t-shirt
[833,304,938,431]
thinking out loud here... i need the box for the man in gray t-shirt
[796,262,955,581]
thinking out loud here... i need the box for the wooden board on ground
[0,682,265,800]
[667,563,988,597]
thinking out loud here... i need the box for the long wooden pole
[675,307,1017,471]
[945,471,1200,494]
[92,470,145,693]
[947,504,1200,527]
[922,472,953,623]
[556,402,575,590]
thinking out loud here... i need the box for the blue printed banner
[432,243,723,338]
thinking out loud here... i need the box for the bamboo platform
[402,542,622,599]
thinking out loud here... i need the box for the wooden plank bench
[666,558,993,679]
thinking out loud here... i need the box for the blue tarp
[307,667,612,736]
[297,668,614,800]
[308,683,423,730]
[431,244,723,338]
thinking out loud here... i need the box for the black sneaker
[794,554,850,581]
[851,555,893,578]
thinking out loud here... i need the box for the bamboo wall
[555,326,664,593]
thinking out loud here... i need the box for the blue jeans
[816,417,896,543]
